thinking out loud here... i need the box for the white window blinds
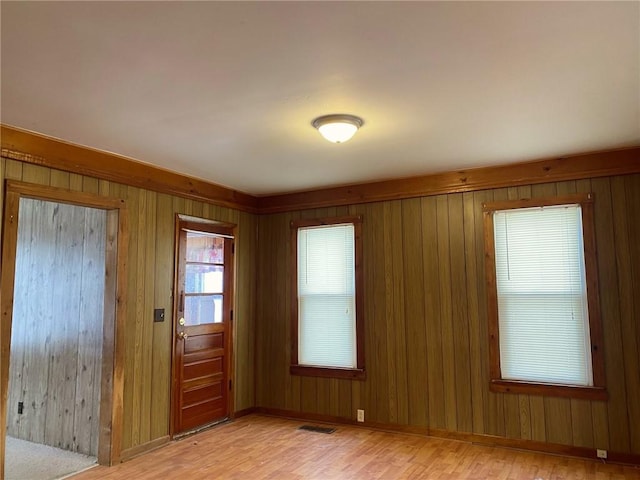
[297,223,356,368]
[493,204,593,386]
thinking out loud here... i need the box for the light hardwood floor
[71,415,640,479]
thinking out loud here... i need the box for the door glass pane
[185,265,224,294]
[186,232,224,263]
[184,295,223,325]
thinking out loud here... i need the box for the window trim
[483,193,607,400]
[290,215,365,380]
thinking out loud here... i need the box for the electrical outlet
[596,449,607,459]
[357,409,365,422]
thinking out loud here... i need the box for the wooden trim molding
[0,181,128,473]
[119,435,171,463]
[483,193,607,400]
[3,124,639,215]
[232,407,257,419]
[490,380,607,400]
[258,147,640,213]
[1,124,258,213]
[254,408,640,466]
[289,216,366,380]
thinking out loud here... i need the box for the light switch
[154,308,165,322]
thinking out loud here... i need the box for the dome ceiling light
[312,114,364,143]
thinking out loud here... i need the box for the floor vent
[298,425,336,434]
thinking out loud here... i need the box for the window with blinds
[483,194,606,400]
[297,223,356,368]
[493,204,591,385]
[290,216,365,379]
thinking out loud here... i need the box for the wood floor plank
[70,415,640,480]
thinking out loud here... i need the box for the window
[483,194,606,399]
[290,216,365,379]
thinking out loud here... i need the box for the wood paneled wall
[0,158,257,452]
[3,148,638,458]
[7,198,106,455]
[255,175,640,455]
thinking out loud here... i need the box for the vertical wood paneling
[83,177,100,195]
[487,188,506,438]
[140,190,156,444]
[4,159,23,180]
[7,199,105,455]
[50,170,70,189]
[70,173,83,191]
[633,178,640,389]
[75,207,106,455]
[17,199,54,444]
[574,178,610,451]
[626,175,640,451]
[401,198,428,427]
[382,202,398,424]
[285,211,301,413]
[2,160,258,454]
[274,213,291,411]
[131,187,147,445]
[22,164,50,186]
[235,210,256,411]
[150,194,173,439]
[122,187,139,449]
[436,195,457,431]
[610,176,640,453]
[503,395,521,439]
[45,202,84,450]
[448,193,472,433]
[391,202,409,424]
[591,177,631,453]
[254,174,640,457]
[6,194,31,437]
[4,154,640,458]
[529,395,546,442]
[421,196,445,429]
[473,189,493,435]
[518,395,532,440]
[255,214,271,409]
[463,192,483,434]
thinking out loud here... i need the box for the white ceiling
[1,1,639,196]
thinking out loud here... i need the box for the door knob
[179,317,186,326]
[178,331,188,340]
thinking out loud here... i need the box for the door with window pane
[172,220,234,434]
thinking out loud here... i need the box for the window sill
[490,379,608,400]
[290,365,366,380]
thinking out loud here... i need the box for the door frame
[0,180,128,476]
[169,215,236,438]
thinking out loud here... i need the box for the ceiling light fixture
[312,114,364,143]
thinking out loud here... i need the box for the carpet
[5,436,97,480]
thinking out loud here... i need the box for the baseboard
[119,435,170,463]
[254,407,428,436]
[233,407,257,419]
[255,407,640,466]
[117,410,255,462]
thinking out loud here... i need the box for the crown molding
[257,147,640,213]
[3,124,638,215]
[1,124,259,213]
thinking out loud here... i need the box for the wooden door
[172,220,234,434]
